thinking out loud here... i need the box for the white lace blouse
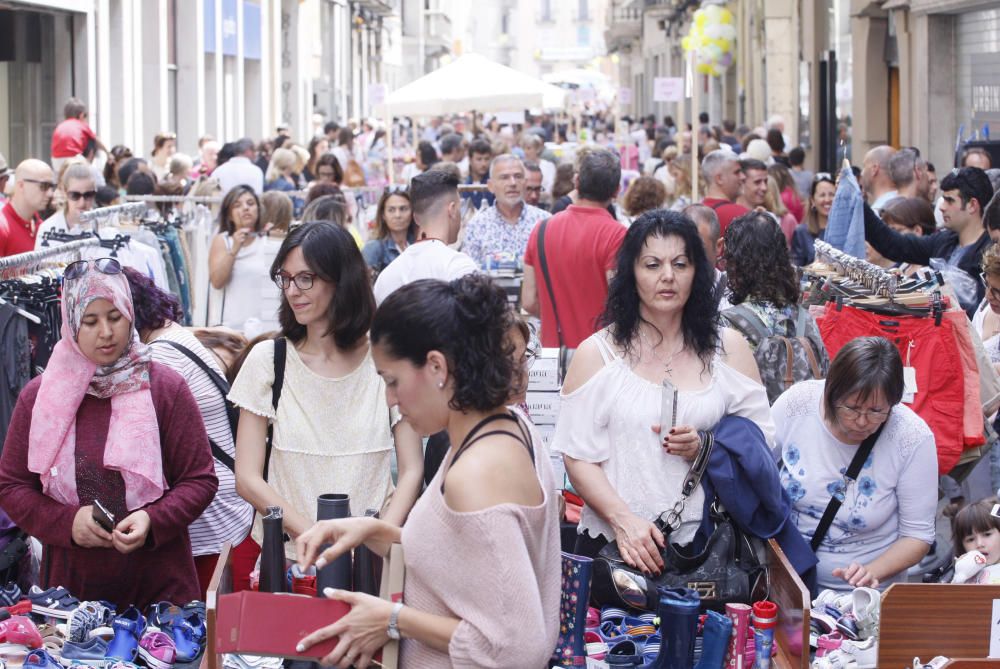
[552,329,774,544]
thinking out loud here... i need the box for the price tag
[989,598,1000,657]
[902,366,917,404]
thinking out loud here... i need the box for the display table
[877,583,1000,667]
[765,538,810,669]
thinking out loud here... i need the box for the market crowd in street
[0,92,999,669]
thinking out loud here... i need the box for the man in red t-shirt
[522,149,626,349]
[0,160,54,257]
[700,149,748,236]
[50,97,106,172]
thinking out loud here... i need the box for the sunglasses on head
[814,172,833,182]
[67,190,98,202]
[64,257,123,282]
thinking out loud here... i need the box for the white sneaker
[851,587,881,640]
[837,636,878,669]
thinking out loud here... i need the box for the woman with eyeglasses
[0,257,218,609]
[208,185,283,335]
[35,162,96,248]
[228,222,423,568]
[790,173,836,266]
[771,336,937,592]
[362,189,416,276]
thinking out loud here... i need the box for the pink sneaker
[816,631,845,658]
[136,631,176,669]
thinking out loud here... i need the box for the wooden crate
[201,542,233,669]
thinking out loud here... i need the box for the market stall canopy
[380,53,568,116]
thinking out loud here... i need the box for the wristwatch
[387,601,404,640]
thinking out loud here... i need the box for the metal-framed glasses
[273,271,316,291]
[22,178,57,192]
[836,405,891,422]
[64,257,123,281]
[982,273,1000,301]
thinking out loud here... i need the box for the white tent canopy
[380,53,567,117]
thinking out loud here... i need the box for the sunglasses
[67,190,98,202]
[814,172,833,182]
[64,257,123,282]
[22,178,58,192]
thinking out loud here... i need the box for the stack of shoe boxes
[526,348,564,486]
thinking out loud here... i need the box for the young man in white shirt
[373,169,478,305]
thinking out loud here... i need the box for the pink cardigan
[399,413,562,668]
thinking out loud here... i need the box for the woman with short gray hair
[771,336,937,591]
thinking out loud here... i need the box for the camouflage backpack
[721,304,827,404]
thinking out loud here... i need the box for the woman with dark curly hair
[720,211,830,404]
[294,274,560,668]
[623,175,667,219]
[552,209,773,571]
[122,267,254,597]
[228,222,423,567]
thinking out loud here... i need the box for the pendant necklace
[639,328,684,377]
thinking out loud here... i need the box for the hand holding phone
[92,500,115,533]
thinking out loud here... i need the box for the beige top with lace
[228,339,398,559]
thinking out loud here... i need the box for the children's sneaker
[27,588,80,620]
[831,636,878,669]
[850,588,881,640]
[58,637,108,666]
[815,631,844,658]
[0,615,43,650]
[22,649,62,669]
[66,603,112,644]
[166,614,204,663]
[105,608,146,663]
[136,631,176,669]
[0,585,22,608]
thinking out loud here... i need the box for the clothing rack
[0,237,102,272]
[78,202,148,233]
[813,240,898,298]
[121,184,488,205]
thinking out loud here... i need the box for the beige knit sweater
[399,413,562,668]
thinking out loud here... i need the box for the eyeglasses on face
[22,178,57,192]
[67,190,98,202]
[273,271,317,291]
[65,257,123,281]
[981,273,1000,300]
[836,405,890,422]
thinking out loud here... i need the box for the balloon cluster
[681,4,737,77]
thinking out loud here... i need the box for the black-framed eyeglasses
[22,178,57,192]
[273,271,316,291]
[836,405,891,422]
[65,257,123,282]
[982,273,1000,300]
[67,190,98,202]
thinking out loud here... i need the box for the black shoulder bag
[592,431,767,612]
[536,219,573,380]
[809,422,886,552]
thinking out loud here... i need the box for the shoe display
[105,608,146,663]
[28,588,80,621]
[58,638,108,666]
[136,631,176,669]
[849,588,880,641]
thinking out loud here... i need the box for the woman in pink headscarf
[0,258,217,610]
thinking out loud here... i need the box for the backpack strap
[536,220,564,348]
[722,304,771,343]
[149,338,236,472]
[264,337,287,482]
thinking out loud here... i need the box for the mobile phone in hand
[92,500,115,532]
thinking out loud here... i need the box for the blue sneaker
[0,583,21,607]
[23,650,62,669]
[58,637,108,666]
[104,608,145,663]
[166,615,203,663]
[66,603,113,644]
[27,587,79,620]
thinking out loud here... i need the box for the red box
[215,591,351,659]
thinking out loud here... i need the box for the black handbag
[591,431,767,612]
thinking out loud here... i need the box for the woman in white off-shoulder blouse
[553,209,774,576]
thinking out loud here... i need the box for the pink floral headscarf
[27,267,165,511]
